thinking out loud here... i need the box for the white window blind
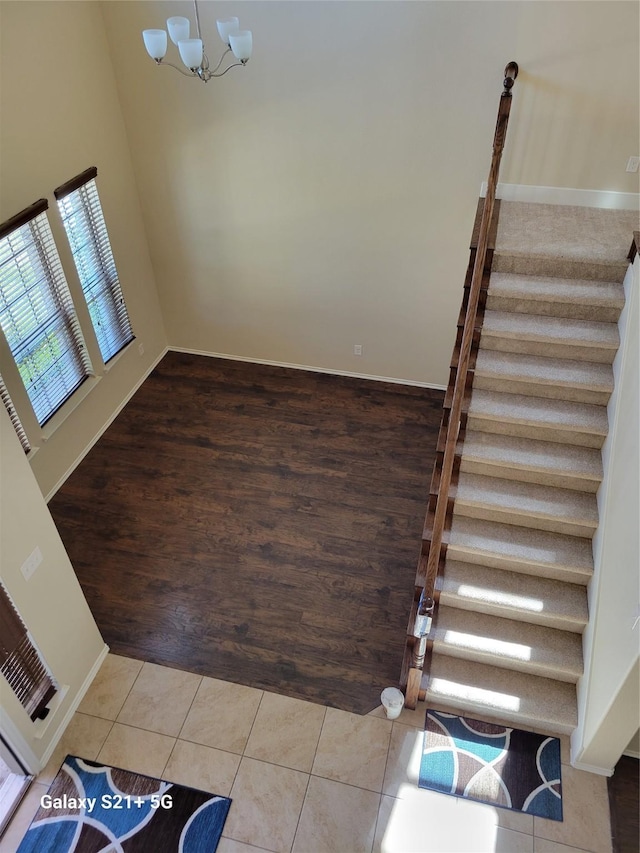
[56,168,134,364]
[0,372,30,453]
[0,200,92,426]
[0,581,57,721]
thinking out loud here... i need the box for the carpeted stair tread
[454,471,599,537]
[480,310,620,352]
[492,253,628,283]
[493,202,637,268]
[486,272,625,321]
[460,430,603,492]
[432,605,583,682]
[474,350,614,403]
[426,653,578,734]
[467,389,608,447]
[446,516,593,583]
[440,560,588,632]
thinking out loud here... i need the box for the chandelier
[142,1,252,82]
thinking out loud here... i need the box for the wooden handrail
[404,61,519,709]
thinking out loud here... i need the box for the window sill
[102,337,136,373]
[26,340,137,451]
[39,375,102,443]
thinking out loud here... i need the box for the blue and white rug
[419,710,563,820]
[17,755,232,851]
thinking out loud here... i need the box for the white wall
[626,728,640,757]
[0,1,167,499]
[0,405,106,771]
[101,1,639,386]
[571,250,640,773]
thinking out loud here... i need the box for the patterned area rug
[17,755,232,851]
[419,710,563,820]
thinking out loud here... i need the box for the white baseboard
[44,347,169,502]
[169,347,447,391]
[571,759,614,777]
[623,749,640,760]
[0,712,41,777]
[39,643,110,769]
[480,182,640,211]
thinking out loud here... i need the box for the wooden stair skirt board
[416,201,637,736]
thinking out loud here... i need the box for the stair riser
[459,457,601,493]
[479,335,617,364]
[486,294,622,322]
[492,254,627,283]
[453,502,597,539]
[424,685,577,736]
[446,544,592,585]
[466,415,606,449]
[474,374,612,405]
[430,642,580,684]
[438,592,586,634]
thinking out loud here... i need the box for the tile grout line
[309,706,330,779]
[286,704,328,853]
[369,713,396,848]
[163,674,205,779]
[378,716,395,800]
[101,659,146,742]
[369,794,382,853]
[94,719,118,768]
[219,687,266,848]
[288,766,313,853]
[240,689,266,758]
[308,705,327,775]
[116,660,146,718]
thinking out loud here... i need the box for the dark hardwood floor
[49,351,444,713]
[609,755,640,853]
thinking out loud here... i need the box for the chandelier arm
[157,60,198,78]
[209,47,232,74]
[208,61,246,78]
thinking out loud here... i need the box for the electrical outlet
[138,343,145,356]
[21,547,42,581]
[626,156,640,173]
[353,344,362,356]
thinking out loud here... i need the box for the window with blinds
[55,168,134,364]
[0,582,57,721]
[0,372,30,453]
[0,200,92,426]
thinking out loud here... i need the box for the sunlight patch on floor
[379,783,500,853]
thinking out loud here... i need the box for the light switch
[21,547,43,581]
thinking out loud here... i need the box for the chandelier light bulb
[142,29,168,60]
[229,30,252,61]
[178,38,204,70]
[216,17,239,45]
[167,16,190,46]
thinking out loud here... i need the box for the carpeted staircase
[425,201,637,734]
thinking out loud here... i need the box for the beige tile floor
[1,654,613,853]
